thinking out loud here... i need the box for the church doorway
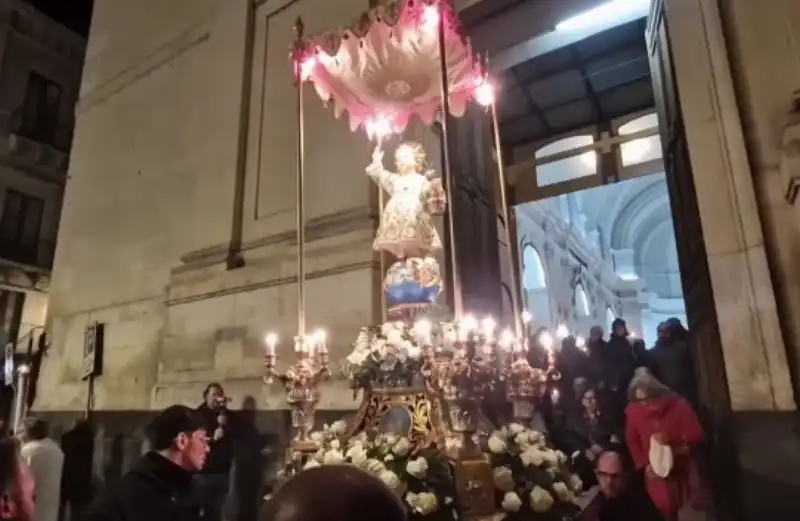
[516,169,686,349]
[458,0,735,515]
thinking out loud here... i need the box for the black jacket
[83,452,199,521]
[196,404,235,474]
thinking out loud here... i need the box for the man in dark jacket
[585,451,662,521]
[600,319,646,413]
[194,383,235,521]
[84,405,209,521]
[59,418,94,521]
[647,318,696,404]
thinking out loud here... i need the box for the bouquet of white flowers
[485,423,583,521]
[342,322,426,391]
[285,421,457,520]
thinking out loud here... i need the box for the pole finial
[294,17,305,41]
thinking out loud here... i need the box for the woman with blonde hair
[625,372,708,521]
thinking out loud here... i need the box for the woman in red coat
[625,372,708,521]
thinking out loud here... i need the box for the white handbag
[649,436,674,478]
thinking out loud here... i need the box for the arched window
[606,307,616,333]
[618,114,662,166]
[574,284,590,316]
[535,135,597,187]
[522,246,546,290]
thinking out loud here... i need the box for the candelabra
[264,331,329,453]
[501,332,546,425]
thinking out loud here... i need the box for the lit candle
[576,335,587,353]
[499,329,515,351]
[521,310,532,338]
[540,331,554,353]
[312,329,327,354]
[459,315,478,341]
[481,317,496,341]
[556,324,569,340]
[264,333,278,357]
[414,319,432,345]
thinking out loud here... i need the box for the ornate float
[263,1,580,520]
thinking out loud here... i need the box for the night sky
[23,0,94,38]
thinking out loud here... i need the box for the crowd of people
[0,319,710,521]
[535,317,710,521]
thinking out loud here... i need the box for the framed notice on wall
[82,322,104,380]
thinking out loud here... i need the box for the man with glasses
[85,405,209,521]
[589,451,661,521]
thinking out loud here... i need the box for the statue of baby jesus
[366,141,446,259]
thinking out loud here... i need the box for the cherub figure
[366,142,445,258]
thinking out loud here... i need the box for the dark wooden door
[646,2,737,518]
[446,103,503,318]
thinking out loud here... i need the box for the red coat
[625,394,707,519]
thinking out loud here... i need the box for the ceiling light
[556,0,649,32]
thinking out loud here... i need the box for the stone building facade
[0,0,83,419]
[32,0,800,518]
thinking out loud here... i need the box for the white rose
[555,450,568,464]
[386,329,404,346]
[379,470,405,493]
[350,449,368,467]
[407,344,422,360]
[501,491,522,512]
[508,423,525,435]
[492,466,515,492]
[519,449,545,468]
[310,431,324,444]
[393,437,411,457]
[385,434,398,446]
[364,458,386,474]
[381,323,395,335]
[303,459,321,470]
[414,492,439,515]
[529,486,554,513]
[346,444,368,466]
[568,474,583,493]
[487,435,507,454]
[346,350,367,366]
[323,449,345,465]
[384,453,395,462]
[372,338,386,353]
[542,450,559,466]
[406,457,429,478]
[352,432,369,445]
[552,481,572,502]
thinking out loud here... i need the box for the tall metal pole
[294,18,306,337]
[489,80,522,339]
[437,3,463,320]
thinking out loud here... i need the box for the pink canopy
[293,0,483,137]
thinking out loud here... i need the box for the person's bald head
[596,451,625,498]
[260,465,406,521]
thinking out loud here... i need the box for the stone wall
[36,0,385,425]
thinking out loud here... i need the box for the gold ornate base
[347,387,444,450]
[453,455,496,518]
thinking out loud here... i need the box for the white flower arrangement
[485,423,583,520]
[288,422,458,520]
[343,322,427,390]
